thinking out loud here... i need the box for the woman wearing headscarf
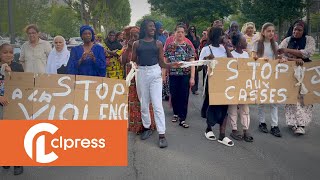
[278,20,316,135]
[66,25,106,77]
[155,21,167,45]
[103,30,124,79]
[46,35,70,74]
[241,22,259,55]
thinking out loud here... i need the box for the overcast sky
[129,0,151,26]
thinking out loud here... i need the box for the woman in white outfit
[46,35,70,74]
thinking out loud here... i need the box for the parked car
[12,44,21,62]
[69,37,83,45]
[67,44,79,51]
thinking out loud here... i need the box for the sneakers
[270,126,282,137]
[14,166,23,176]
[140,129,153,140]
[294,126,305,135]
[141,129,168,148]
[259,123,282,137]
[2,166,23,175]
[159,137,168,148]
[259,123,269,133]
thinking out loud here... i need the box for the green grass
[312,53,320,61]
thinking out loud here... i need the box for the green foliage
[63,0,131,33]
[148,0,238,25]
[1,0,130,38]
[102,0,131,32]
[0,0,51,36]
[311,12,320,32]
[45,5,81,38]
[135,11,177,32]
[239,0,306,29]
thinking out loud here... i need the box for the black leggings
[201,75,228,126]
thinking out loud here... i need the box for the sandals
[172,115,178,122]
[218,137,234,147]
[179,121,189,128]
[230,131,243,141]
[204,131,216,141]
[243,133,254,142]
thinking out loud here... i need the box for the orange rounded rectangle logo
[0,120,128,166]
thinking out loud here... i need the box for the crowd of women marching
[0,17,316,175]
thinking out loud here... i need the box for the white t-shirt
[199,44,227,60]
[231,50,249,58]
[252,41,278,59]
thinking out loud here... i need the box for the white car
[69,37,83,45]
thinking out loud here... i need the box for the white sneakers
[294,127,305,135]
[291,125,305,135]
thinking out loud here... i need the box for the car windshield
[14,47,21,54]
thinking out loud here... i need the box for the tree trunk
[93,18,98,32]
[98,21,101,33]
[278,17,283,43]
[306,0,311,35]
[80,0,85,24]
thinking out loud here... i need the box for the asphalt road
[2,85,320,180]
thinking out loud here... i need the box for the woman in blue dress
[67,25,106,77]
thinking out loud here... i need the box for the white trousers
[258,104,279,127]
[136,64,166,134]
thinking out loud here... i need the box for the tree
[310,12,320,49]
[136,11,177,32]
[0,0,50,36]
[100,0,131,32]
[148,0,238,26]
[45,5,81,38]
[63,0,131,33]
[239,0,306,40]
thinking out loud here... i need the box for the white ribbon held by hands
[126,61,138,87]
[294,66,308,95]
[0,63,10,77]
[179,59,218,96]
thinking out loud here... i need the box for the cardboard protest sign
[208,58,320,105]
[3,73,128,120]
[303,61,320,104]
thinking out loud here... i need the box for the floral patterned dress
[279,35,316,127]
[102,43,124,79]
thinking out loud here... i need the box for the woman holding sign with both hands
[278,20,316,135]
[252,22,282,138]
[200,26,234,147]
[0,43,24,175]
